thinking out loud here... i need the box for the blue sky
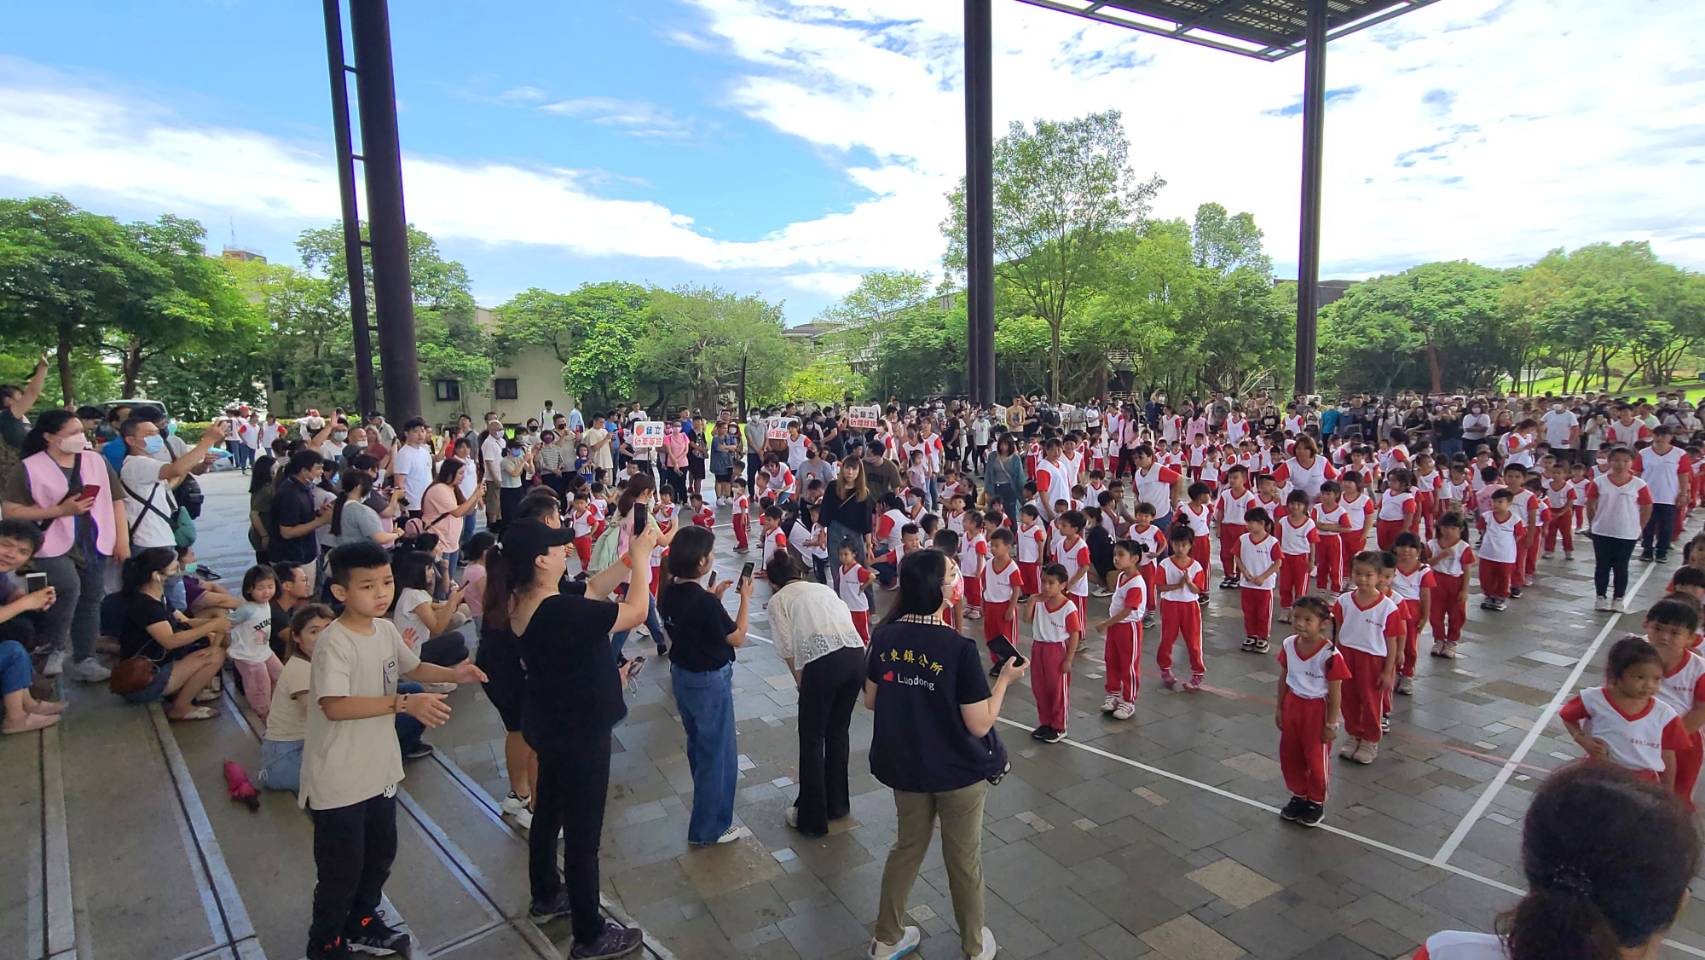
[3,0,1702,324]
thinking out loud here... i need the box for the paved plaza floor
[13,468,1705,960]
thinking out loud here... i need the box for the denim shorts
[120,658,174,704]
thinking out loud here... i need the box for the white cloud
[534,96,694,139]
[780,271,864,297]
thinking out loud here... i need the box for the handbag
[109,655,157,696]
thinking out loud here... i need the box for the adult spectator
[498,437,535,532]
[3,411,126,682]
[99,405,133,471]
[766,551,864,837]
[984,435,1026,524]
[659,420,691,498]
[391,417,434,518]
[821,455,875,590]
[420,457,483,569]
[247,455,277,562]
[1537,397,1581,462]
[862,443,903,505]
[1414,763,1696,960]
[498,519,650,958]
[0,353,47,478]
[535,429,571,498]
[1636,426,1690,564]
[794,443,835,502]
[267,451,333,564]
[268,561,313,658]
[711,421,741,505]
[1587,447,1651,614]
[658,525,752,845]
[119,416,226,610]
[584,414,614,484]
[1460,399,1492,450]
[330,470,398,548]
[112,547,227,720]
[865,550,1023,960]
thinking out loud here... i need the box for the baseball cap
[500,519,575,557]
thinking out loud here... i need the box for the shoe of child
[345,910,410,956]
[1564,552,1574,560]
[1429,641,1444,657]
[1594,595,1612,612]
[1297,801,1324,827]
[1031,725,1052,741]
[1161,669,1177,690]
[1339,737,1361,760]
[1279,796,1306,822]
[1041,727,1067,744]
[1380,714,1392,733]
[569,920,645,960]
[1441,641,1458,659]
[1112,700,1136,720]
[1395,675,1413,696]
[1250,638,1271,654]
[1185,673,1204,692]
[1353,740,1378,764]
[1542,552,1554,559]
[1509,586,1522,599]
[1240,637,1257,652]
[1101,694,1118,714]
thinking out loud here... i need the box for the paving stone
[1185,858,1284,910]
[1139,913,1246,960]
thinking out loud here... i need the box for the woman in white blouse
[766,550,867,837]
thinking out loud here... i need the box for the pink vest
[22,450,117,558]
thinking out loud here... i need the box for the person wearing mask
[660,420,691,500]
[865,550,1022,960]
[766,551,865,837]
[267,451,334,565]
[391,418,434,518]
[2,411,127,682]
[983,435,1026,524]
[118,416,226,594]
[499,519,651,959]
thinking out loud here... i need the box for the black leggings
[1592,534,1636,599]
[530,741,612,947]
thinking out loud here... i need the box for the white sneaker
[1594,595,1612,612]
[501,792,531,817]
[694,825,748,846]
[867,926,921,960]
[1111,701,1136,720]
[512,807,534,831]
[785,807,799,829]
[1617,597,1634,614]
[1100,694,1118,714]
[67,658,110,683]
[42,649,65,678]
[968,926,998,960]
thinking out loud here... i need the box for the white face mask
[58,434,88,454]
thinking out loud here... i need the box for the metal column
[321,0,376,417]
[1293,0,1328,396]
[347,0,420,423]
[964,0,995,406]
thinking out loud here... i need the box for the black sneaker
[1381,715,1392,733]
[307,938,353,960]
[1658,553,1672,564]
[1031,725,1053,741]
[402,743,434,761]
[1279,796,1306,822]
[345,912,410,956]
[1041,727,1067,744]
[1639,552,1655,563]
[1509,586,1522,598]
[569,920,645,960]
[1240,637,1257,652]
[1297,801,1324,827]
[1250,638,1271,654]
[529,891,573,924]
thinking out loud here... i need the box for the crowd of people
[4,351,1705,960]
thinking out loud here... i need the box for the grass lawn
[1507,374,1705,403]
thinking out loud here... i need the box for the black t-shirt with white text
[866,620,995,794]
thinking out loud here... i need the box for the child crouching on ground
[1275,596,1349,827]
[259,604,332,792]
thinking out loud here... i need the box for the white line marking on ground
[1432,561,1659,866]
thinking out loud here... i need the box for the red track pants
[1315,537,1343,593]
[1219,524,1246,579]
[1240,587,1273,641]
[1340,647,1387,743]
[1157,599,1205,675]
[1104,622,1141,702]
[1029,641,1070,731]
[1428,573,1467,643]
[1279,691,1332,803]
[1277,554,1311,609]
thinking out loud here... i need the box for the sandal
[193,688,222,705]
[169,706,219,722]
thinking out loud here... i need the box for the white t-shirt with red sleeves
[959,533,988,578]
[1108,570,1147,624]
[1413,469,1439,495]
[1216,488,1259,528]
[1031,597,1082,644]
[1332,591,1403,657]
[1586,474,1652,540]
[1559,687,1687,775]
[1376,490,1418,523]
[1279,635,1352,700]
[1426,539,1475,577]
[1179,502,1212,538]
[1310,502,1349,540]
[981,557,1024,603]
[1606,419,1652,447]
[1339,493,1374,536]
[1278,516,1318,557]
[1542,480,1575,512]
[1035,458,1071,512]
[1636,445,1692,505]
[761,526,789,567]
[876,508,907,554]
[1056,535,1092,597]
[1238,532,1281,590]
[1133,463,1182,516]
[1477,511,1524,564]
[837,563,873,612]
[1129,524,1165,567]
[1016,521,1046,564]
[1656,649,1705,721]
[1392,563,1436,603]
[1158,556,1206,603]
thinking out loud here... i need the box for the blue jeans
[672,663,737,843]
[0,640,30,696]
[610,594,667,661]
[165,573,188,615]
[396,681,425,754]
[259,738,303,792]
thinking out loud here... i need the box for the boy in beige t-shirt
[300,541,485,960]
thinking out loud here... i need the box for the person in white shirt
[1539,401,1580,458]
[1635,425,1691,563]
[478,419,507,523]
[390,418,435,517]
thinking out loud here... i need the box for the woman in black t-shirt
[500,519,651,958]
[115,547,227,719]
[658,525,753,846]
[864,550,1026,960]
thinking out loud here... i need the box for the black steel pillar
[1293,0,1328,396]
[321,0,376,417]
[964,0,996,406]
[347,0,420,423]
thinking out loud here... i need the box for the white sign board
[766,417,797,441]
[848,406,880,430]
[632,420,666,449]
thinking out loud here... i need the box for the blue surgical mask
[144,435,165,454]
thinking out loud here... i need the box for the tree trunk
[1049,318,1062,400]
[121,339,143,398]
[1427,341,1444,395]
[56,323,74,407]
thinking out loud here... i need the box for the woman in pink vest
[1,411,128,682]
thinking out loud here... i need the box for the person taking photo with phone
[120,415,227,611]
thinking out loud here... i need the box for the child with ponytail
[1274,596,1348,827]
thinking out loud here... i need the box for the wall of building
[418,345,573,428]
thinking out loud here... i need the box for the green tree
[228,257,355,413]
[1319,261,1507,394]
[634,287,794,413]
[943,110,1164,398]
[780,357,868,406]
[493,281,652,406]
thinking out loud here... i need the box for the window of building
[494,378,519,400]
[434,379,460,402]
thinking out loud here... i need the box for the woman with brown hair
[820,454,874,590]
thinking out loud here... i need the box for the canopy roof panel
[1012,0,1442,59]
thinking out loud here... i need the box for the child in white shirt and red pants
[1332,552,1404,765]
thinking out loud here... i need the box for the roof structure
[1013,0,1442,59]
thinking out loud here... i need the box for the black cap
[500,519,575,556]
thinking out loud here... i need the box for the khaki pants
[875,781,987,956]
[484,482,503,525]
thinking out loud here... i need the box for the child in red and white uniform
[1437,463,1470,521]
[731,479,751,552]
[1274,596,1351,828]
[688,492,716,530]
[1560,636,1686,786]
[1541,461,1576,559]
[1015,505,1047,595]
[1644,597,1705,808]
[1412,453,1440,538]
[1390,533,1435,696]
[1023,565,1082,743]
[1337,473,1375,581]
[980,528,1025,658]
[1235,508,1281,655]
[1095,540,1148,720]
[1568,460,1591,531]
[1214,466,1258,589]
[1128,505,1166,625]
[1605,405,1653,447]
[1477,489,1523,611]
[1054,511,1094,622]
[1310,481,1349,594]
[568,494,603,571]
[1276,492,1318,622]
[1426,514,1475,659]
[1178,483,1215,578]
[1502,464,1541,593]
[1333,553,1404,765]
[835,542,874,644]
[1374,468,1420,552]
[758,506,789,571]
[959,513,988,621]
[1157,526,1208,691]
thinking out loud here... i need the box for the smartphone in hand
[739,561,755,583]
[986,634,1026,682]
[76,484,100,502]
[632,502,648,532]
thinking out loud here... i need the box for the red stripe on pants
[1676,732,1703,812]
[1240,587,1273,641]
[1480,558,1513,600]
[1219,524,1246,579]
[1277,553,1311,609]
[1103,622,1141,702]
[1157,599,1205,675]
[1340,647,1387,743]
[1544,512,1573,554]
[850,610,870,645]
[981,600,1014,653]
[733,515,749,550]
[1314,537,1342,592]
[1280,690,1331,803]
[1029,641,1070,731]
[1428,573,1466,643]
